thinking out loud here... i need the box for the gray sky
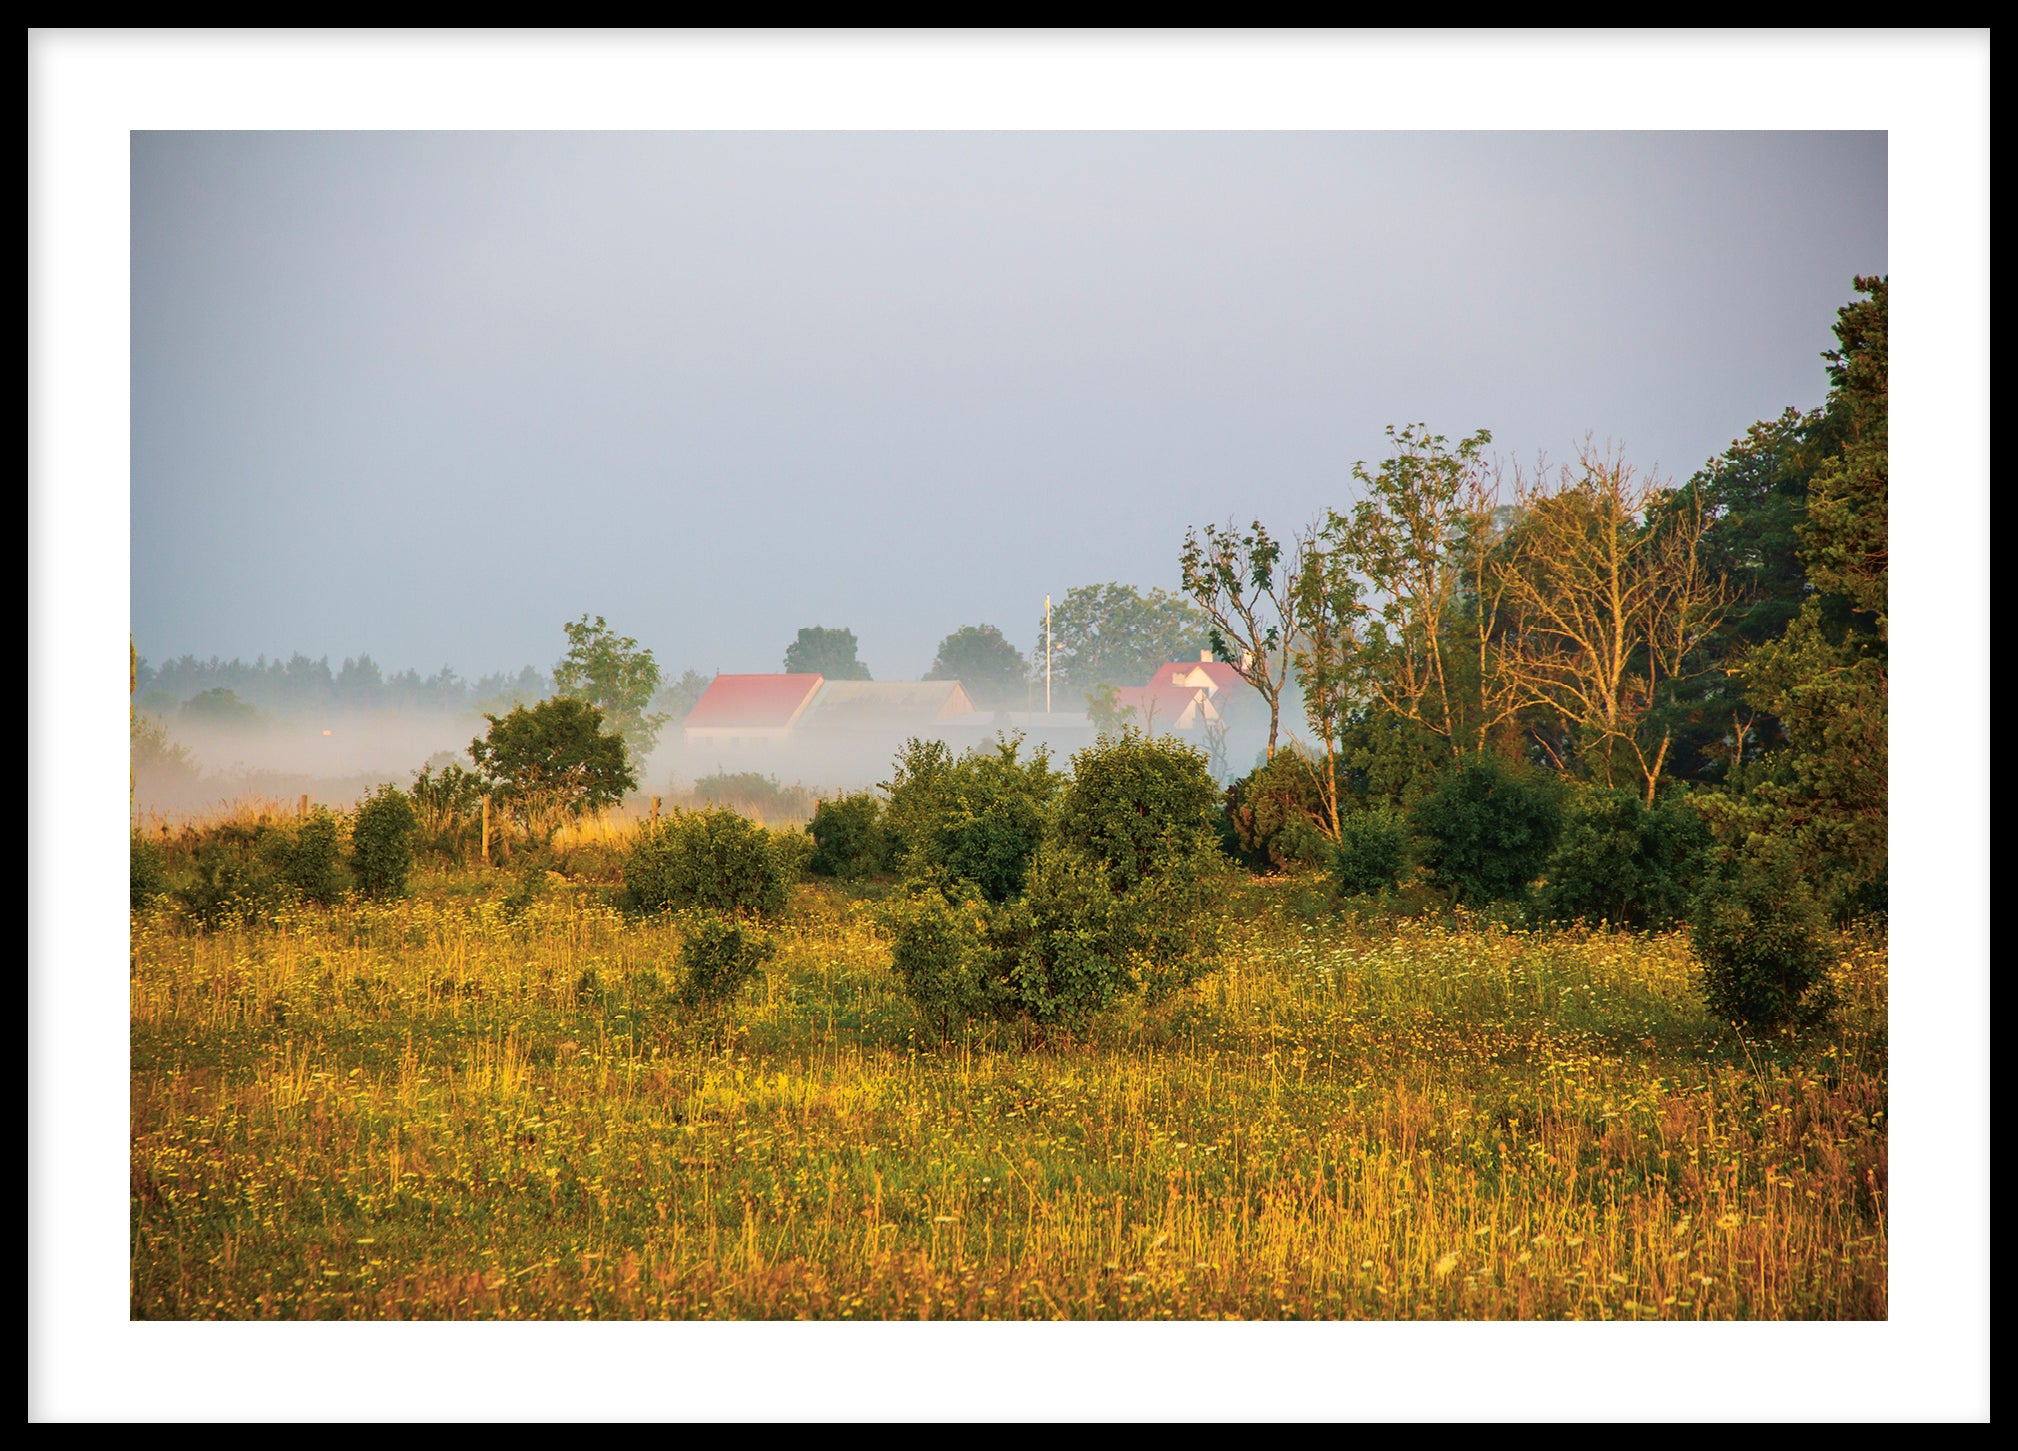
[132,130,1886,685]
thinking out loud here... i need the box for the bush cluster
[885,731,1226,1032]
[806,792,893,880]
[1221,748,1333,871]
[1409,755,1564,907]
[619,808,790,920]
[1691,835,1835,1028]
[676,913,779,1009]
[351,784,419,900]
[1534,787,1707,930]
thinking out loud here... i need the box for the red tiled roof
[1111,683,1218,725]
[684,674,824,730]
[1151,659,1245,694]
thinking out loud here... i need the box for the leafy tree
[1084,683,1131,733]
[469,696,637,847]
[179,687,261,729]
[924,624,1029,711]
[1038,583,1209,695]
[1180,517,1310,760]
[552,614,669,762]
[1715,278,1888,916]
[410,759,486,862]
[131,712,199,787]
[1221,746,1334,872]
[1321,425,1523,762]
[784,626,871,680]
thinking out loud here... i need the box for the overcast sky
[132,129,1886,685]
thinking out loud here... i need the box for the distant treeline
[134,652,551,719]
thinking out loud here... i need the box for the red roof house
[683,674,825,738]
[1110,682,1221,732]
[1150,650,1247,698]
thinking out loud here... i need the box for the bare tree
[1496,441,1732,805]
[1179,517,1302,760]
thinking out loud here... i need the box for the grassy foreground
[131,869,1887,1320]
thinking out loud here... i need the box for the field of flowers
[130,869,1887,1320]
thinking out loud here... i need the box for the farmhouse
[1149,650,1246,699]
[681,673,824,743]
[1109,681,1222,732]
[795,679,978,733]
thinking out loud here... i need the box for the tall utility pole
[1044,595,1052,713]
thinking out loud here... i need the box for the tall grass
[130,868,1886,1320]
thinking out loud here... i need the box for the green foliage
[130,835,170,911]
[179,687,261,729]
[880,735,1063,904]
[284,808,347,905]
[1040,583,1209,694]
[410,759,486,863]
[784,626,871,680]
[1055,730,1220,894]
[350,785,419,900]
[172,824,289,930]
[1331,808,1410,898]
[552,614,669,763]
[131,712,199,786]
[807,792,893,880]
[676,914,778,1010]
[1410,755,1564,906]
[1534,787,1708,930]
[883,888,1003,1035]
[1692,836,1835,1028]
[691,771,811,822]
[880,731,1225,1031]
[620,809,788,920]
[767,825,815,886]
[1222,747,1332,871]
[470,696,637,846]
[924,624,1029,711]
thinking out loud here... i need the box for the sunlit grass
[130,867,1886,1320]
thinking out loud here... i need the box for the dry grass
[130,869,1886,1320]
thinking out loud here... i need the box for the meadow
[130,838,1887,1321]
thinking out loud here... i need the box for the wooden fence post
[299,793,309,822]
[481,794,491,868]
[651,795,661,825]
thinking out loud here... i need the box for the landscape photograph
[33,33,1986,1423]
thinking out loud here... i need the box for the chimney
[1199,649,1212,663]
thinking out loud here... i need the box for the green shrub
[1692,836,1835,1028]
[767,825,815,886]
[1535,787,1708,929]
[883,888,1003,1034]
[1410,755,1563,906]
[881,731,1226,1031]
[620,808,788,920]
[1331,808,1409,897]
[130,835,170,911]
[677,913,778,1009]
[1056,730,1220,893]
[691,771,811,822]
[1221,747,1332,871]
[883,734,1063,904]
[174,823,288,930]
[350,784,419,900]
[410,760,486,862]
[283,808,347,905]
[807,792,892,880]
